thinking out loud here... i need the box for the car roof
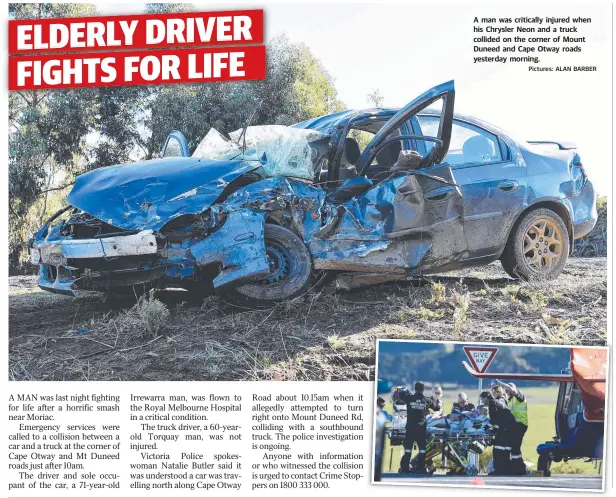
[294,107,512,142]
[293,108,399,134]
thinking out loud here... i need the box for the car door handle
[423,186,454,201]
[498,180,519,192]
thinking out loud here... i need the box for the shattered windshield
[192,125,328,180]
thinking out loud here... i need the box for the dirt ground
[9,257,607,381]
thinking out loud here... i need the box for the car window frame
[163,136,183,158]
[161,130,190,158]
[415,114,511,170]
[330,114,414,182]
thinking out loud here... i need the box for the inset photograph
[373,340,607,491]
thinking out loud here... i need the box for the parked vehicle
[30,81,597,306]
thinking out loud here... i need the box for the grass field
[8,258,606,381]
[379,386,600,475]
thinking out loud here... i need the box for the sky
[96,2,612,193]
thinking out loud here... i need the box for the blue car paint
[216,177,326,244]
[294,108,400,134]
[537,410,604,461]
[310,163,466,273]
[189,209,269,288]
[67,157,259,231]
[32,81,597,296]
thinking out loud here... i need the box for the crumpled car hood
[67,157,258,231]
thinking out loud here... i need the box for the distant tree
[144,3,195,14]
[90,85,153,168]
[367,88,384,107]
[145,34,345,156]
[8,3,99,266]
[9,2,96,19]
[290,42,346,121]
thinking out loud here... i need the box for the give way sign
[463,346,498,373]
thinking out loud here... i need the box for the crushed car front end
[30,198,277,297]
[29,126,329,297]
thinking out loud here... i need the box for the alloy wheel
[522,218,564,272]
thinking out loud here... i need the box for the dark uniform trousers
[374,430,385,481]
[510,422,528,474]
[492,429,513,474]
[400,425,427,471]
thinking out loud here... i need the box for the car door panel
[453,162,528,257]
[312,163,466,273]
[356,80,455,175]
[311,81,467,273]
[414,115,528,258]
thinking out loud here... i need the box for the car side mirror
[328,176,373,203]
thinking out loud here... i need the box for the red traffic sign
[463,346,498,373]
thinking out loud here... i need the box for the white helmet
[432,385,443,398]
[458,392,468,402]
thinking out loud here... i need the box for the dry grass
[8,258,607,381]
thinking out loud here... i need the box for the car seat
[375,141,402,169]
[370,141,403,182]
[337,137,361,182]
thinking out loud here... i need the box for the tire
[221,223,313,308]
[501,208,569,281]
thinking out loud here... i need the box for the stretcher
[387,409,495,476]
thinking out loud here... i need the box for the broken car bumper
[571,179,598,240]
[30,208,272,296]
[31,230,159,296]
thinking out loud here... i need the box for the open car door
[356,80,455,173]
[312,81,466,274]
[161,130,190,157]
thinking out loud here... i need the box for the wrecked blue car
[30,81,597,306]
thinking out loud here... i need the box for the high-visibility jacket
[509,395,528,426]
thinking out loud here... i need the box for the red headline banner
[8,10,267,90]
[8,10,264,53]
[9,46,267,90]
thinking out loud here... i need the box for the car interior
[416,115,503,166]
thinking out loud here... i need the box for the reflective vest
[509,396,528,426]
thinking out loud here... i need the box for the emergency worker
[431,385,445,416]
[452,392,476,412]
[480,388,517,475]
[498,381,528,475]
[398,381,443,474]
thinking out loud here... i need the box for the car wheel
[501,208,569,281]
[221,223,313,308]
